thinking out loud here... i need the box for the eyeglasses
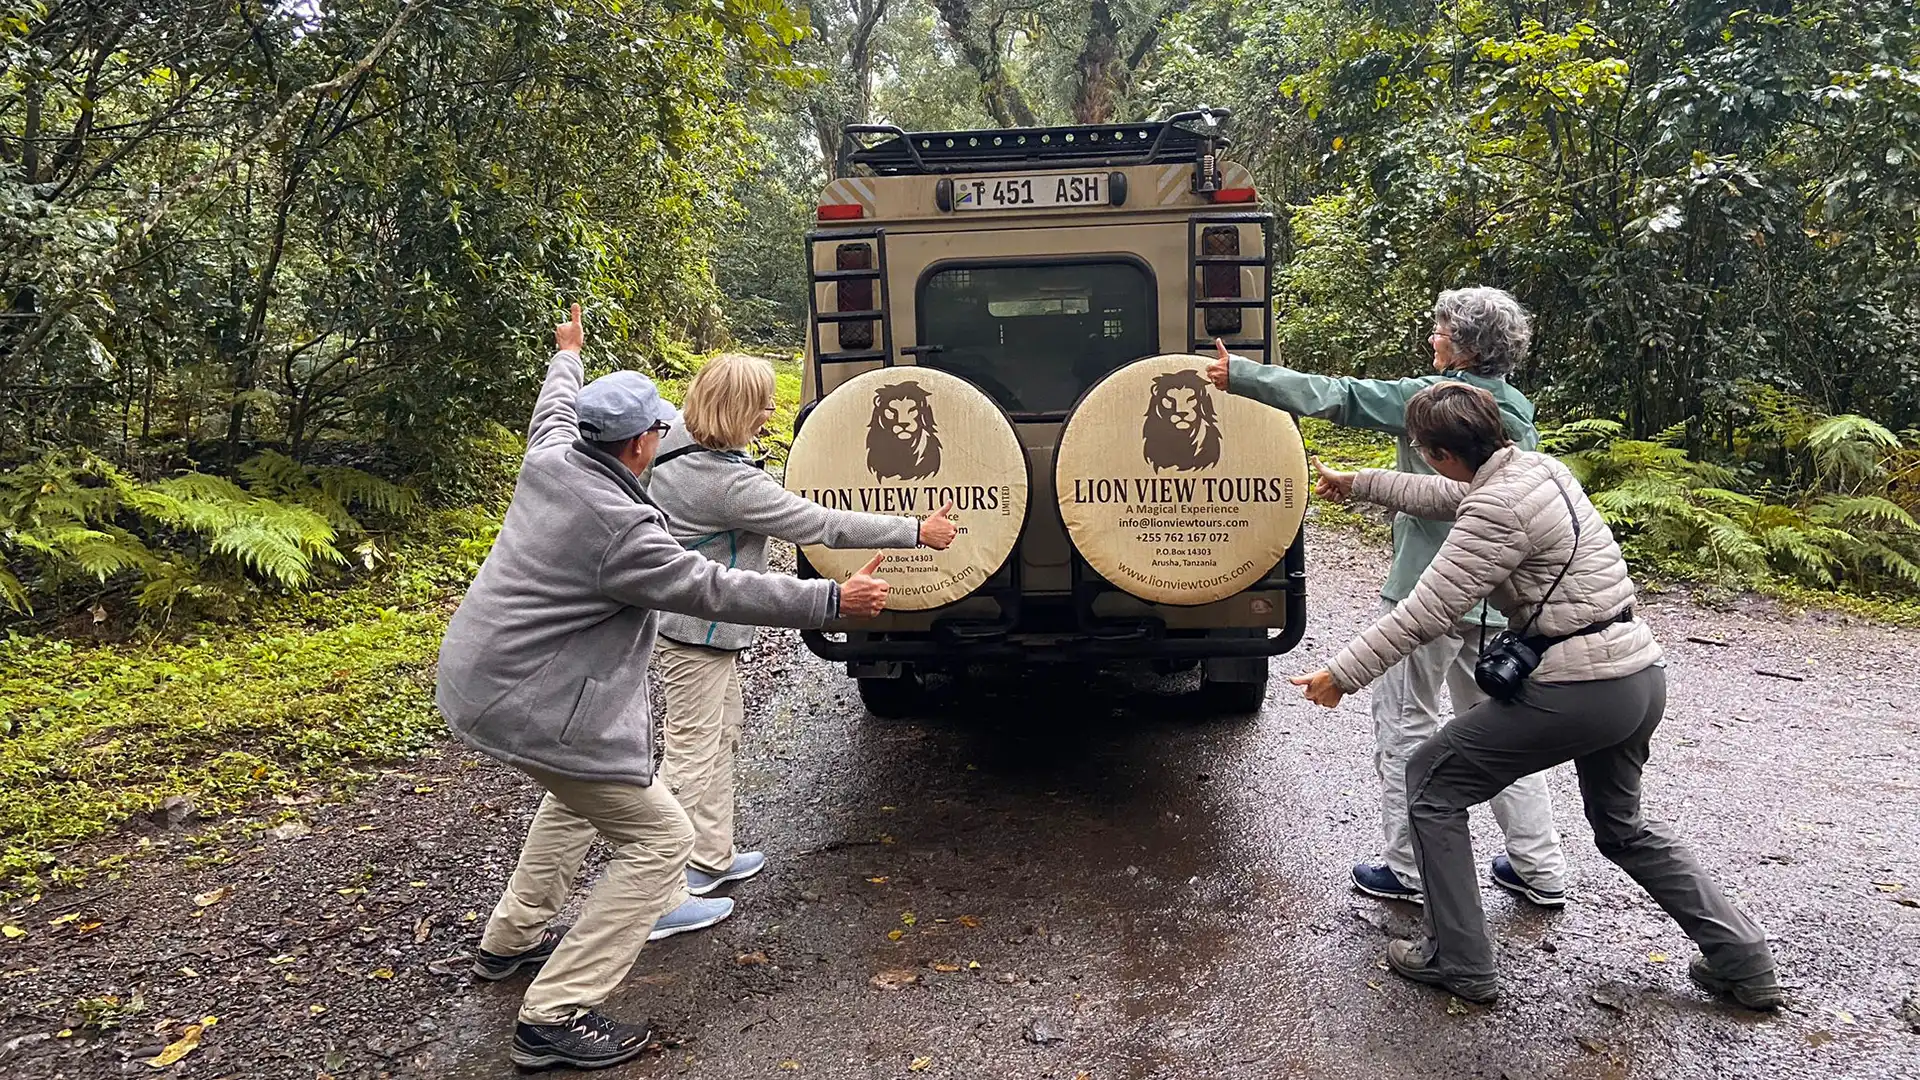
[646,421,672,435]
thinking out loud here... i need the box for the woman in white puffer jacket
[1294,381,1782,1011]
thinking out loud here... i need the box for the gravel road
[3,522,1917,1080]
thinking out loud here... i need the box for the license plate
[952,173,1108,211]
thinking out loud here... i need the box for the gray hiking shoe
[1385,938,1499,1004]
[1688,954,1783,1011]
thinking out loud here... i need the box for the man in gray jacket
[437,306,891,1071]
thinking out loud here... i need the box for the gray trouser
[1406,664,1775,981]
[1372,601,1565,891]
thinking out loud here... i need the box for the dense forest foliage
[5,0,1919,620]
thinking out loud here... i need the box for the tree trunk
[932,0,1039,127]
[1071,0,1123,124]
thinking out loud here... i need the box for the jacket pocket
[558,677,600,747]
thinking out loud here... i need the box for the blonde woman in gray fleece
[646,354,957,906]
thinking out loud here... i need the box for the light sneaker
[687,851,768,897]
[647,895,734,942]
[1489,854,1567,909]
[1351,861,1424,904]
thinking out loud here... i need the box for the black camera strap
[1480,475,1582,655]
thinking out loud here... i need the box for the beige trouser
[479,765,692,1025]
[656,639,744,874]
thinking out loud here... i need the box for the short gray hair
[1432,286,1532,377]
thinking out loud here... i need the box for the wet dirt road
[5,524,1918,1079]
[426,525,1919,1080]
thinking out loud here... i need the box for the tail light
[836,243,875,350]
[1201,226,1243,336]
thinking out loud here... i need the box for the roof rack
[840,107,1234,178]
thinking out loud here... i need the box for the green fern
[0,561,27,614]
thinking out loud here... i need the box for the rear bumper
[799,531,1307,666]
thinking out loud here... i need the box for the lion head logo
[866,381,942,481]
[1142,370,1223,472]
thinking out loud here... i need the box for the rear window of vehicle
[917,261,1155,416]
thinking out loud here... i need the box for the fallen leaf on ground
[778,1060,800,1070]
[192,886,231,907]
[1446,997,1470,1016]
[462,911,479,922]
[1837,1010,1855,1024]
[2,925,25,939]
[931,962,961,973]
[408,881,428,888]
[957,915,980,929]
[736,951,770,966]
[48,913,80,927]
[869,969,919,991]
[880,834,895,844]
[909,1056,933,1071]
[866,876,889,884]
[268,954,298,965]
[147,1017,216,1068]
[76,921,101,933]
[413,785,435,794]
[967,960,980,970]
[887,929,904,942]
[370,966,394,980]
[178,967,199,979]
[414,915,434,944]
[309,1005,326,1016]
[901,912,917,926]
[1648,953,1669,964]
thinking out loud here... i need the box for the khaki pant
[480,765,692,1025]
[656,639,744,874]
[1371,600,1566,891]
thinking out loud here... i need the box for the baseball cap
[575,370,681,442]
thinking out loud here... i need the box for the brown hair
[683,353,777,450]
[1405,382,1512,470]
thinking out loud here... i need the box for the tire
[1196,670,1268,715]
[857,671,924,719]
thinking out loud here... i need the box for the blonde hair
[683,353,777,450]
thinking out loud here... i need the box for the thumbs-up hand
[1312,456,1355,503]
[1205,337,1233,391]
[555,302,584,354]
[916,500,958,550]
[1290,670,1345,708]
[838,553,890,618]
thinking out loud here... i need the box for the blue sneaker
[647,895,734,942]
[1351,862,1423,904]
[687,851,767,897]
[1490,854,1566,909]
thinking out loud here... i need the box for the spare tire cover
[784,366,1030,610]
[1054,354,1309,605]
